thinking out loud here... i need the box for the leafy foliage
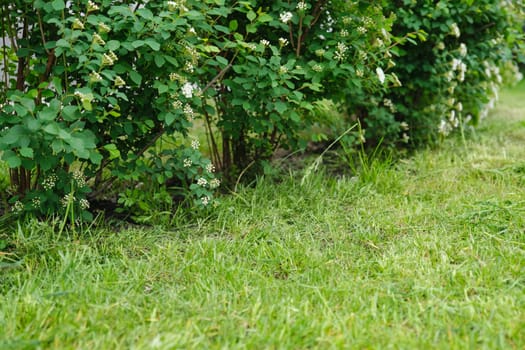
[374,0,525,146]
[0,0,523,219]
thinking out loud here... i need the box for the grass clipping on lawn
[1,83,525,349]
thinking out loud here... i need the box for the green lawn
[1,83,525,349]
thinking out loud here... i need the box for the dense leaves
[0,0,522,219]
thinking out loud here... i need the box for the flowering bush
[373,0,525,146]
[0,0,220,218]
[0,0,522,219]
[183,0,405,180]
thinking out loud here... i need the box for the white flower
[450,23,460,38]
[73,170,87,188]
[279,66,288,75]
[32,197,41,208]
[61,194,75,207]
[280,12,293,24]
[197,177,208,186]
[357,26,367,34]
[114,76,126,87]
[260,39,270,46]
[184,61,194,73]
[206,163,215,173]
[183,158,192,167]
[296,1,307,11]
[183,104,194,119]
[458,43,467,57]
[376,67,385,84]
[79,199,90,210]
[449,110,456,122]
[42,174,58,190]
[72,18,84,30]
[87,0,99,12]
[191,138,200,150]
[438,119,451,136]
[356,69,364,78]
[98,22,111,33]
[278,37,289,47]
[381,28,389,40]
[102,53,115,66]
[89,71,103,83]
[340,29,349,37]
[172,99,183,109]
[92,33,105,46]
[210,178,221,189]
[391,72,402,87]
[11,201,24,213]
[402,133,410,143]
[201,196,210,206]
[182,82,194,98]
[315,49,325,57]
[334,42,348,61]
[451,58,462,71]
[400,121,409,131]
[312,64,323,72]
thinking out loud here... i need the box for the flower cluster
[278,38,289,47]
[11,201,24,213]
[376,67,385,84]
[98,22,111,33]
[102,51,118,66]
[296,2,307,11]
[89,71,103,83]
[334,42,348,61]
[114,76,126,87]
[42,174,58,190]
[181,82,199,98]
[87,0,99,12]
[92,33,105,46]
[72,170,87,188]
[450,23,461,38]
[191,138,200,150]
[280,12,293,24]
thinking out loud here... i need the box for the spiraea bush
[371,0,525,146]
[0,0,406,218]
[0,0,523,219]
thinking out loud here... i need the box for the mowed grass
[1,84,525,349]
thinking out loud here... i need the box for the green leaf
[39,103,60,121]
[1,125,26,145]
[136,8,154,20]
[103,144,121,160]
[19,147,34,158]
[229,20,238,31]
[145,39,161,51]
[154,55,165,68]
[214,25,230,34]
[274,101,288,114]
[165,113,176,126]
[43,123,60,135]
[247,10,256,22]
[216,56,229,66]
[129,71,142,85]
[51,0,65,11]
[106,40,121,51]
[154,81,169,94]
[132,40,145,48]
[62,105,81,121]
[3,151,21,168]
